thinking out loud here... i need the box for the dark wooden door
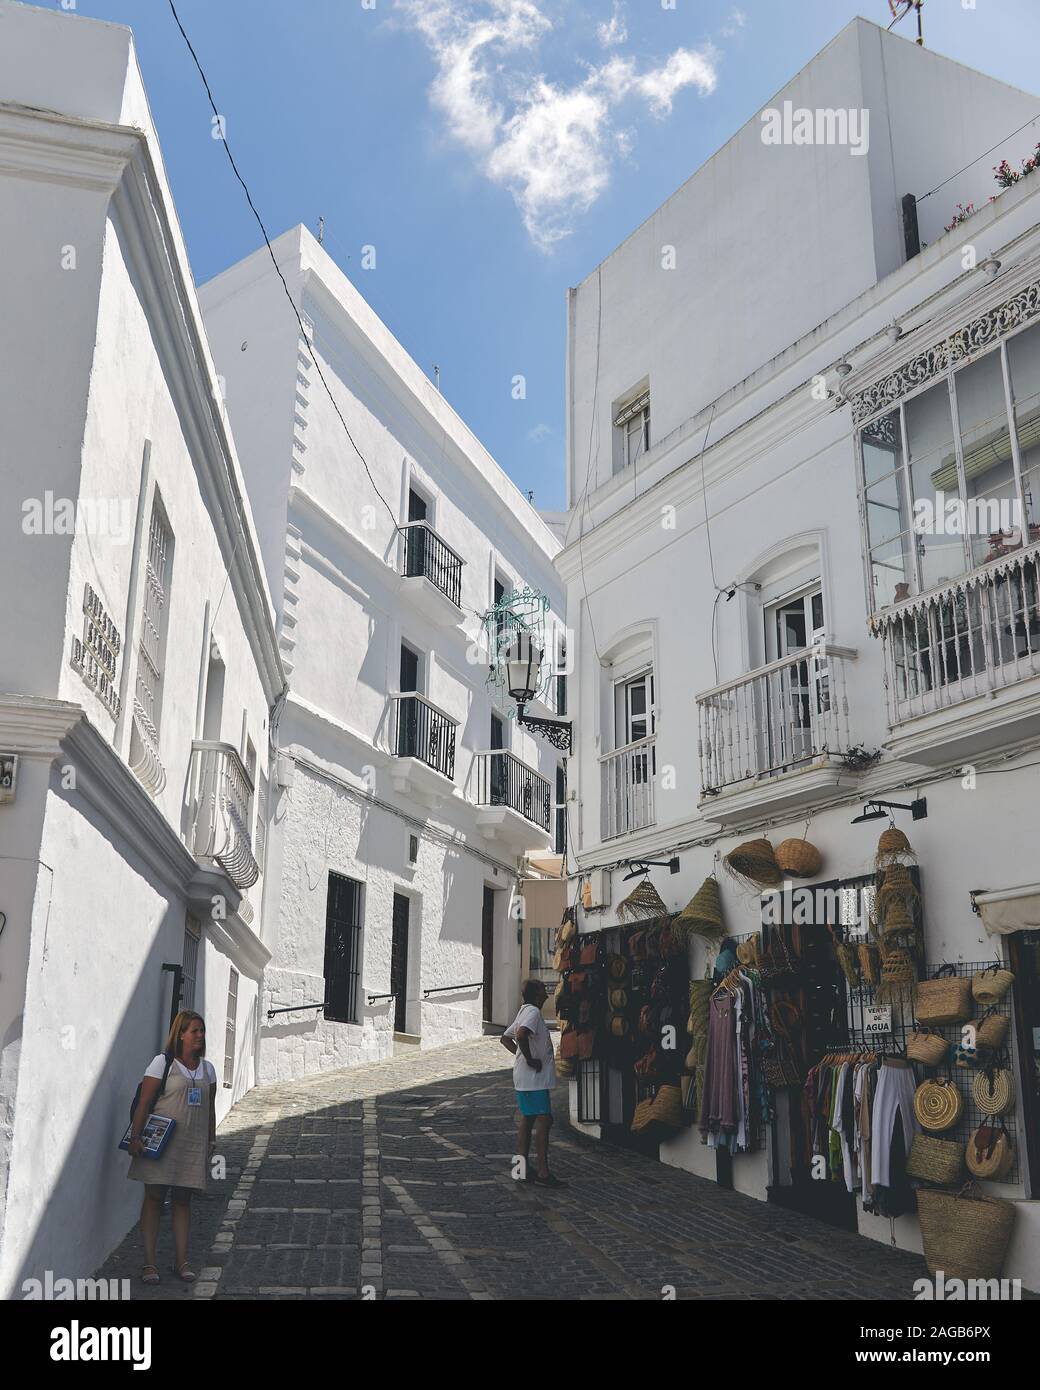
[481,887,495,1024]
[391,892,410,1034]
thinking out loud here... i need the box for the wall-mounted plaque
[70,582,121,719]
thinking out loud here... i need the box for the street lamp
[504,633,572,751]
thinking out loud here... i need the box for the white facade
[0,3,283,1294]
[559,19,1040,1289]
[199,227,566,1081]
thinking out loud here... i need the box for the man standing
[500,979,566,1188]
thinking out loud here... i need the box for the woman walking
[127,1010,217,1285]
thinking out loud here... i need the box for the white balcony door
[764,588,826,769]
[613,668,655,830]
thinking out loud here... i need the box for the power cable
[166,0,400,536]
[916,110,1040,204]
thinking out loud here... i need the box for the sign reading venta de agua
[70,582,121,719]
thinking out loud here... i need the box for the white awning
[975,882,1040,935]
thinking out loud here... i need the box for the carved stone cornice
[0,695,84,758]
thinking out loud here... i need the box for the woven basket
[907,1027,949,1067]
[606,953,628,981]
[558,915,578,946]
[914,1078,964,1132]
[676,876,725,941]
[775,837,823,877]
[609,1014,629,1039]
[724,839,782,890]
[966,1125,1015,1181]
[857,942,880,986]
[875,946,917,1003]
[917,1184,1016,1281]
[879,899,916,941]
[972,966,1015,1005]
[916,970,972,1026]
[736,935,761,967]
[973,1068,1015,1117]
[975,1011,1010,1052]
[877,862,914,901]
[629,1098,656,1134]
[650,1083,683,1129]
[876,826,914,864]
[906,1133,965,1187]
[616,878,669,923]
[608,986,628,1011]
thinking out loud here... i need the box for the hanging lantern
[505,632,543,706]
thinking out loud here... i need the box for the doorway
[391,892,410,1034]
[482,886,496,1023]
[1008,930,1040,1196]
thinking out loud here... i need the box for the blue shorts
[516,1089,553,1117]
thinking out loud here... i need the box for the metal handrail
[694,645,858,703]
[389,690,458,727]
[422,982,484,999]
[392,692,457,780]
[266,1001,327,1020]
[398,519,465,567]
[475,749,552,832]
[367,991,397,1004]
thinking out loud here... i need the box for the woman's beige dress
[127,1061,212,1191]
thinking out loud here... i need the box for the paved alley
[96,1038,931,1300]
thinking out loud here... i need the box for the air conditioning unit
[582,868,610,911]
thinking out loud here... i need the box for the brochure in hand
[119,1113,176,1158]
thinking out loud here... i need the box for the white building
[558,18,1040,1289]
[0,3,283,1294]
[199,226,567,1081]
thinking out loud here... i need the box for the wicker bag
[906,1027,949,1067]
[558,914,578,946]
[966,1123,1015,1181]
[913,1078,963,1132]
[972,965,1015,1005]
[906,1133,965,1187]
[649,1083,683,1129]
[973,1067,1015,1118]
[975,1009,1010,1052]
[915,965,972,1026]
[629,1098,656,1134]
[917,1183,1016,1281]
[760,999,804,1088]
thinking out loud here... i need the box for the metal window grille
[136,497,172,735]
[324,872,363,1024]
[577,1058,603,1123]
[223,965,239,1089]
[182,916,201,1013]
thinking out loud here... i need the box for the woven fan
[616,877,669,923]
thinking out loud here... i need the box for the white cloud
[597,2,627,48]
[396,0,720,250]
[528,422,553,442]
[720,8,747,39]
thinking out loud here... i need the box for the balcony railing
[401,521,464,609]
[393,692,457,780]
[871,542,1040,725]
[696,645,857,795]
[188,740,259,890]
[600,735,656,840]
[476,750,551,831]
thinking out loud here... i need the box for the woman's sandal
[172,1263,196,1283]
[141,1265,160,1286]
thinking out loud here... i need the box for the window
[858,327,1040,610]
[324,872,363,1023]
[135,495,173,738]
[615,668,654,748]
[763,585,828,767]
[407,833,419,867]
[182,916,201,1013]
[223,966,238,1089]
[613,389,650,475]
[400,641,421,695]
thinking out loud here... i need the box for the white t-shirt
[145,1054,217,1086]
[503,1004,556,1091]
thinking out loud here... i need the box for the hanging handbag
[577,1028,597,1061]
[608,985,628,1011]
[609,1014,629,1040]
[906,1133,965,1187]
[557,913,578,947]
[758,933,800,986]
[559,1028,579,1059]
[974,1008,1010,1053]
[907,1026,949,1067]
[966,1122,1015,1181]
[628,930,647,961]
[553,943,577,973]
[915,965,972,1026]
[913,1078,963,1132]
[973,1065,1015,1118]
[639,1004,656,1036]
[971,964,1014,1005]
[578,998,594,1026]
[568,971,589,995]
[578,938,600,967]
[759,999,803,1088]
[634,1047,658,1078]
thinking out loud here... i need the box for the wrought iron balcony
[870,541,1040,759]
[476,750,552,832]
[392,692,457,781]
[696,645,858,801]
[188,740,259,891]
[600,735,656,840]
[401,521,464,611]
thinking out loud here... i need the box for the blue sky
[65,0,1040,509]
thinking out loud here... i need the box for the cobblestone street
[99,1038,928,1300]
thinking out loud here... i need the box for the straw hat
[724,838,782,890]
[649,1084,683,1129]
[617,878,669,923]
[676,876,725,941]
